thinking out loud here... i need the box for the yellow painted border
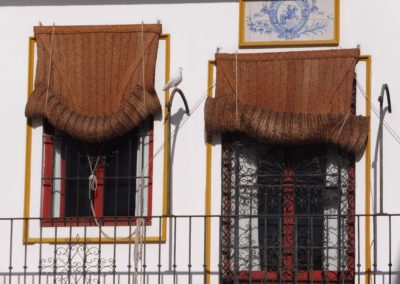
[239,0,340,48]
[23,34,171,244]
[204,60,215,284]
[205,56,372,283]
[23,37,36,244]
[359,55,372,284]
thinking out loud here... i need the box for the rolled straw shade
[25,24,162,142]
[205,48,370,154]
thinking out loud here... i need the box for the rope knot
[89,174,97,191]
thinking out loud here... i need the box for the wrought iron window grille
[220,134,355,283]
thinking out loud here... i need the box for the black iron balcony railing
[0,214,398,283]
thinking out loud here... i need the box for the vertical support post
[204,60,215,284]
[23,37,36,244]
[358,55,372,284]
[378,83,392,214]
[166,87,190,216]
[160,33,171,245]
[166,87,189,274]
[379,99,384,214]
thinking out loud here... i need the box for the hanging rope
[133,23,150,282]
[332,109,351,143]
[133,132,147,284]
[141,21,146,105]
[235,51,239,127]
[83,77,215,283]
[86,151,116,240]
[129,83,216,280]
[323,60,357,114]
[356,79,400,144]
[86,146,146,242]
[133,216,144,284]
[85,145,146,284]
[44,24,56,113]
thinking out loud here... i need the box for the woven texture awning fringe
[25,24,162,142]
[205,96,369,154]
[205,48,370,154]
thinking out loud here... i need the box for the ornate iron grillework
[40,235,114,284]
[220,134,355,283]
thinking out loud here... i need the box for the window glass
[42,119,152,224]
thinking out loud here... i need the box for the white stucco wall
[0,1,399,282]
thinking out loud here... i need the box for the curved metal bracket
[166,87,190,116]
[378,83,392,215]
[378,83,392,113]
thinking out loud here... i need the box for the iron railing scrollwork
[0,215,398,283]
[40,235,113,283]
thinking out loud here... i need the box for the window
[41,119,153,226]
[220,134,355,283]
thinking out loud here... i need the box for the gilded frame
[239,0,340,48]
[23,34,171,244]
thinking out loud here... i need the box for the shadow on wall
[371,107,390,215]
[395,252,400,284]
[0,0,237,6]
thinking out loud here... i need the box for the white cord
[88,174,97,192]
[331,109,351,143]
[86,150,145,241]
[235,51,239,126]
[83,81,215,283]
[141,21,146,105]
[356,80,400,144]
[44,24,56,112]
[86,153,114,240]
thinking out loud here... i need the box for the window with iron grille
[220,134,355,283]
[41,119,153,226]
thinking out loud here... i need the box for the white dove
[162,67,183,91]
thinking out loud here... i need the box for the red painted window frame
[41,121,154,227]
[222,144,355,283]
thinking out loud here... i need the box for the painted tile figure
[244,0,336,43]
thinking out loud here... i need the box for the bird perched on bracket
[163,67,183,91]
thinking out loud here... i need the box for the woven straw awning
[25,24,162,142]
[205,48,370,154]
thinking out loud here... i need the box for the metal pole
[166,87,190,216]
[166,87,190,273]
[378,83,391,214]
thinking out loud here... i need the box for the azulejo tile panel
[241,0,338,47]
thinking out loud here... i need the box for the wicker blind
[25,24,162,142]
[205,49,370,154]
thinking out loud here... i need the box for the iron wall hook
[378,83,392,215]
[378,83,392,113]
[166,87,190,116]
